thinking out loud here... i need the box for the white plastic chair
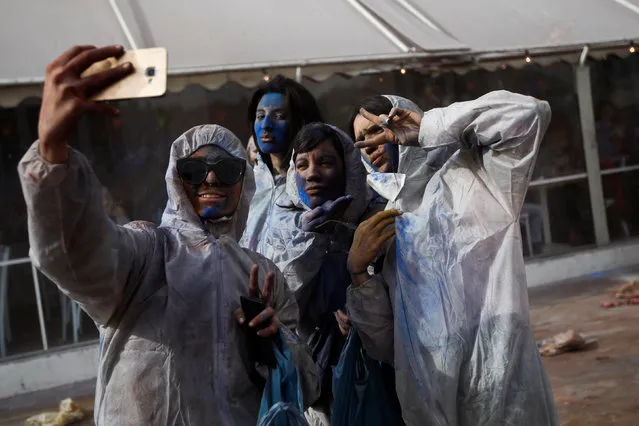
[0,246,12,357]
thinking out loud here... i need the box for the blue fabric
[258,331,308,426]
[331,329,404,426]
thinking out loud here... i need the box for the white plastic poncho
[19,125,320,425]
[266,126,368,322]
[347,91,558,425]
[250,126,369,426]
[240,153,288,252]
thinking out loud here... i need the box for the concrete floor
[2,269,639,425]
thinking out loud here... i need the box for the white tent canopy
[1,0,638,106]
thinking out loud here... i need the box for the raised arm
[357,91,551,216]
[417,91,551,214]
[19,45,154,325]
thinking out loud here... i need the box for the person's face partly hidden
[352,114,393,173]
[181,145,243,219]
[254,93,290,154]
[295,140,346,209]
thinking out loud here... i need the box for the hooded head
[350,95,455,211]
[161,125,255,241]
[283,123,368,224]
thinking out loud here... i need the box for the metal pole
[575,64,610,245]
[345,0,409,52]
[31,263,48,350]
[108,0,139,50]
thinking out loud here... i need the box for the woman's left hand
[300,195,353,233]
[354,107,422,149]
[235,265,280,337]
[334,309,351,336]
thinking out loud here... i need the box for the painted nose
[262,114,274,129]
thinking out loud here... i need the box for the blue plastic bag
[332,329,405,426]
[257,331,309,426]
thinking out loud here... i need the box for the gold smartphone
[81,47,167,101]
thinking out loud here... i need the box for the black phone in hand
[240,296,276,368]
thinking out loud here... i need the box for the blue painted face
[254,93,290,154]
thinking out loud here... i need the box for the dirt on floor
[530,272,639,426]
[2,272,639,426]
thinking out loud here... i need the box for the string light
[400,67,407,74]
[501,64,507,70]
[630,45,636,54]
[378,76,384,83]
[525,56,532,63]
[263,74,270,82]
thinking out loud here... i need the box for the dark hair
[292,123,345,164]
[248,75,323,173]
[347,95,393,141]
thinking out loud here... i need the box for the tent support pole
[575,48,609,246]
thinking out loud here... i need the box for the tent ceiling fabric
[0,1,129,85]
[374,0,639,53]
[1,0,639,107]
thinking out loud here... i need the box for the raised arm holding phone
[20,45,319,425]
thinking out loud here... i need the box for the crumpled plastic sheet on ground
[25,398,85,426]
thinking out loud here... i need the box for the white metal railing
[0,256,48,352]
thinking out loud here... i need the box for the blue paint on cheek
[296,173,312,207]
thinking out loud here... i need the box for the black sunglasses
[176,157,246,186]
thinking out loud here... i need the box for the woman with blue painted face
[252,123,369,425]
[345,92,558,425]
[19,46,320,425]
[241,76,323,252]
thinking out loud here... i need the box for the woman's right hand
[347,209,401,285]
[38,45,133,163]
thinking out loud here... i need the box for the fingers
[372,216,397,234]
[376,227,396,246]
[257,315,280,337]
[80,62,133,98]
[358,108,383,126]
[303,206,325,223]
[335,310,351,336]
[249,306,274,328]
[354,129,396,149]
[367,209,402,227]
[234,308,246,325]
[387,107,400,121]
[335,310,350,325]
[50,45,96,69]
[327,196,353,215]
[262,272,275,304]
[305,216,328,230]
[65,45,125,75]
[248,264,259,298]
